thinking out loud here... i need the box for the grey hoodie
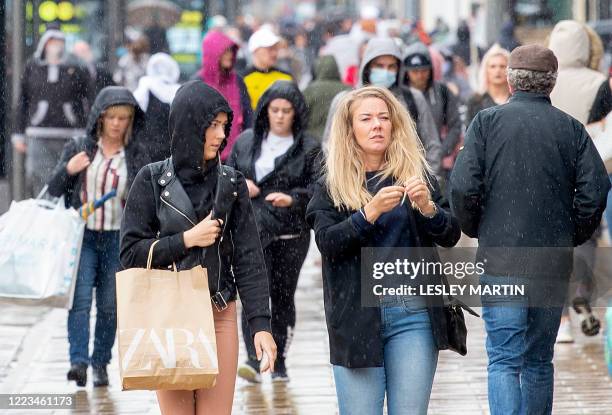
[323,37,442,176]
[34,29,67,63]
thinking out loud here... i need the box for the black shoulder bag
[442,273,480,356]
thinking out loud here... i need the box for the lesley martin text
[370,259,525,297]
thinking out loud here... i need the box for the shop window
[127,0,206,77]
[513,0,570,26]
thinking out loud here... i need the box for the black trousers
[241,233,310,369]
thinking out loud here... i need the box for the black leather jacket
[120,159,271,333]
[120,81,271,334]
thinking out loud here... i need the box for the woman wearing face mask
[195,30,253,161]
[306,86,460,414]
[228,80,321,382]
[47,86,147,388]
[120,81,276,414]
[466,45,510,126]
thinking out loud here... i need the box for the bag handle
[146,240,177,272]
[34,185,66,210]
[36,185,50,200]
[147,240,161,270]
[441,272,480,317]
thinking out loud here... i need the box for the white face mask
[45,43,64,62]
[369,68,397,88]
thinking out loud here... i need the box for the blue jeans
[68,229,119,367]
[480,275,566,415]
[333,299,438,415]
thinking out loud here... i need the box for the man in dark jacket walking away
[450,45,610,415]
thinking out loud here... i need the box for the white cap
[210,15,228,29]
[248,28,281,54]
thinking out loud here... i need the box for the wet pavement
[0,241,611,414]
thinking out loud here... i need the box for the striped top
[81,146,128,231]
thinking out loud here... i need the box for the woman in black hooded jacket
[228,80,321,382]
[47,86,147,388]
[120,80,276,414]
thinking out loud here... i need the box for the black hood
[253,80,308,140]
[86,86,145,139]
[169,80,233,183]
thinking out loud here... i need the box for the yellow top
[242,67,293,110]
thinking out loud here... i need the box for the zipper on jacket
[229,229,235,275]
[160,196,196,226]
[162,194,228,295]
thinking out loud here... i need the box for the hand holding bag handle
[146,240,177,272]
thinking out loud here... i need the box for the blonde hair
[326,86,429,211]
[478,43,510,94]
[97,104,135,145]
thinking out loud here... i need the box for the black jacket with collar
[120,81,271,334]
[47,86,147,209]
[227,80,321,247]
[306,174,461,368]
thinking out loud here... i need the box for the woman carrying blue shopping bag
[47,86,147,387]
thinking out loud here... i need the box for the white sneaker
[556,317,574,343]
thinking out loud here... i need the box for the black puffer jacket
[47,86,147,208]
[120,81,271,334]
[227,80,321,247]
